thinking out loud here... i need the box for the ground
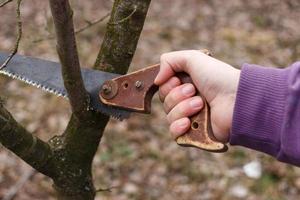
[0,0,300,199]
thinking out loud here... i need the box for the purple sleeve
[230,62,300,166]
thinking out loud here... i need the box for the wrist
[211,68,240,144]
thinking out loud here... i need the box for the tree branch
[60,0,152,164]
[33,12,110,43]
[0,0,22,70]
[0,0,14,7]
[49,1,152,199]
[0,104,53,176]
[66,0,153,160]
[88,0,152,164]
[94,0,152,74]
[49,0,89,117]
[75,12,110,34]
[0,0,54,178]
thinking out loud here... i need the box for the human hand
[154,50,240,143]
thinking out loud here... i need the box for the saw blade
[0,52,131,120]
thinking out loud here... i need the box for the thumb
[154,51,192,85]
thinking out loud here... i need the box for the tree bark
[49,0,89,117]
[0,103,54,177]
[49,0,152,199]
[0,0,151,199]
[94,0,151,74]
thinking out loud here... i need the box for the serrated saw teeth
[0,68,128,120]
[0,52,132,120]
[0,69,68,98]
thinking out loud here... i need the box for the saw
[0,52,228,152]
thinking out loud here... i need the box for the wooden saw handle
[100,64,228,152]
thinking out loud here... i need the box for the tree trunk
[0,0,151,199]
[49,0,152,199]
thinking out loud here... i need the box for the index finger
[154,51,190,85]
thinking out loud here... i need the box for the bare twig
[0,0,22,70]
[0,0,14,7]
[96,186,119,193]
[2,169,36,200]
[0,0,55,181]
[33,12,110,43]
[75,12,111,34]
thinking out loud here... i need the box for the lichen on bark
[94,0,151,74]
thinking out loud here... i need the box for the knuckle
[159,85,167,98]
[164,92,177,111]
[161,78,179,97]
[170,76,181,86]
[178,103,188,116]
[160,53,169,62]
[168,90,177,102]
[191,49,200,54]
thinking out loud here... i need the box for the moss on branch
[0,105,54,177]
[94,0,152,74]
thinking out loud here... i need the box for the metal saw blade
[0,52,131,120]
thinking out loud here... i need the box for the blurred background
[0,0,300,199]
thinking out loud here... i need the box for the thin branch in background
[108,5,137,25]
[96,185,119,193]
[76,12,110,34]
[2,169,36,200]
[0,0,14,7]
[33,12,110,43]
[0,0,22,70]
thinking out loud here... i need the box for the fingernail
[181,84,194,96]
[190,98,202,109]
